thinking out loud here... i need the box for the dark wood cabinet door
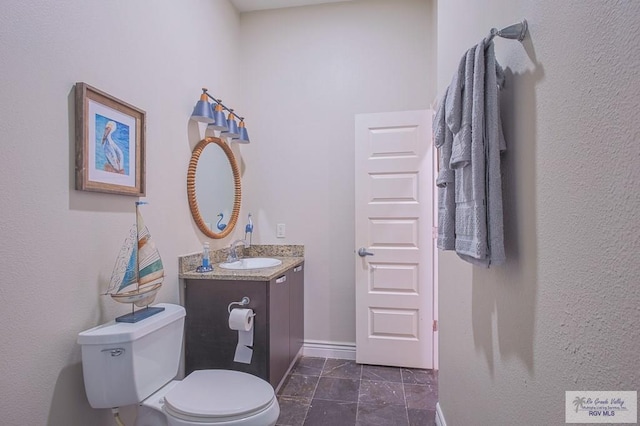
[184,279,268,380]
[289,263,304,363]
[268,273,290,388]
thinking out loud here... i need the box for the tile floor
[276,357,438,426]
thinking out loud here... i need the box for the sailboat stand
[105,201,166,323]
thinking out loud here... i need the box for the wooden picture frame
[75,82,145,196]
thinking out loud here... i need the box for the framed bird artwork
[75,82,146,196]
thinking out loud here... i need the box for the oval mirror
[187,137,241,239]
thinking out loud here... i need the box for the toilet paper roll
[229,308,254,364]
[228,308,254,332]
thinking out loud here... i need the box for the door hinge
[433,320,438,332]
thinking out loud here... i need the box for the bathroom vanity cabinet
[183,262,304,389]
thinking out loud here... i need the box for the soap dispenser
[196,241,213,273]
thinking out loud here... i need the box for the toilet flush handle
[101,348,125,357]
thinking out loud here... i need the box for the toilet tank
[77,303,186,409]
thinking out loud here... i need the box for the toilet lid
[163,370,275,420]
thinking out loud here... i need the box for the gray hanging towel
[483,42,507,265]
[453,41,488,264]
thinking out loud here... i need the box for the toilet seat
[163,370,276,423]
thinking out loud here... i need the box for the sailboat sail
[106,202,164,307]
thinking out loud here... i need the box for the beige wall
[437,1,640,425]
[238,0,436,345]
[0,1,243,424]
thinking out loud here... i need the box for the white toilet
[77,303,279,426]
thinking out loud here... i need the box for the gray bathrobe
[434,84,456,251]
[435,38,506,266]
[434,48,471,251]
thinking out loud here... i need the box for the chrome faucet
[227,239,248,262]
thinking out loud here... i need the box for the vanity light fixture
[235,120,250,144]
[190,88,249,144]
[221,112,240,139]
[190,91,215,123]
[209,103,229,132]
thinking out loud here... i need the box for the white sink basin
[218,257,283,270]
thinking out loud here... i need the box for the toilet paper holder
[227,296,253,314]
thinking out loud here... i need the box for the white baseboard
[302,340,356,360]
[435,402,447,426]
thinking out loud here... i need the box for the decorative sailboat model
[105,201,165,323]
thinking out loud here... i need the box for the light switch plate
[276,223,286,238]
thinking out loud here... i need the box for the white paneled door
[355,110,434,369]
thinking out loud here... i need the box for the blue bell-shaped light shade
[221,113,240,139]
[207,103,229,132]
[190,93,215,123]
[233,121,250,144]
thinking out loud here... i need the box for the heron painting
[75,82,145,196]
[95,113,130,175]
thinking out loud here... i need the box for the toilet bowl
[136,370,279,426]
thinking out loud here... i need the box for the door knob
[358,247,374,257]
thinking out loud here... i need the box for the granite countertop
[179,244,304,281]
